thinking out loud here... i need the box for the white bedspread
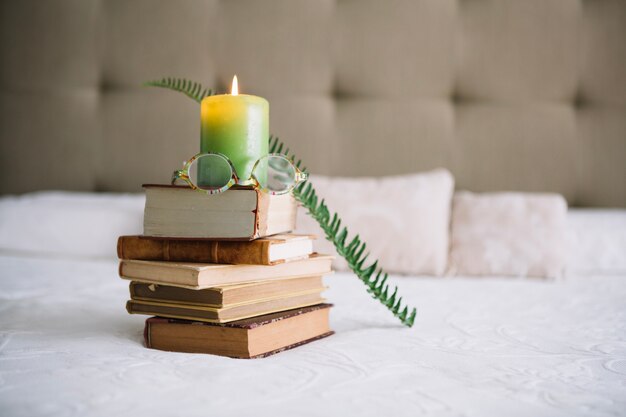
[1,254,624,417]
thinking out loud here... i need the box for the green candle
[200,76,269,186]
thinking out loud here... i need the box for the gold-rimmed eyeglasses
[172,152,308,195]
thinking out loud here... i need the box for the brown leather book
[142,184,297,239]
[117,234,314,265]
[129,276,325,307]
[144,304,333,359]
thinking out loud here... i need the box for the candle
[200,76,269,185]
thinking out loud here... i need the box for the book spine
[144,319,150,347]
[253,188,261,238]
[117,236,272,265]
[143,317,167,348]
[117,236,124,259]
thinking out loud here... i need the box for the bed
[0,193,625,417]
[1,1,625,415]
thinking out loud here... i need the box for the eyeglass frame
[171,151,308,195]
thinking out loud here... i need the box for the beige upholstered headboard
[1,0,625,206]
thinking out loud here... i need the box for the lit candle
[200,76,269,185]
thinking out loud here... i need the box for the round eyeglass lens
[254,155,297,193]
[188,154,233,191]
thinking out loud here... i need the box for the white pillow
[448,192,568,278]
[0,191,144,258]
[566,209,626,275]
[295,169,455,275]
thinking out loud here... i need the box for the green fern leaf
[273,147,417,327]
[144,77,213,103]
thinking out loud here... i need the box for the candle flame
[231,75,239,96]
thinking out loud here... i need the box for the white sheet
[1,254,625,417]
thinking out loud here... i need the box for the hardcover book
[119,254,333,289]
[144,304,333,358]
[129,276,325,307]
[127,289,325,323]
[143,185,297,239]
[118,234,314,265]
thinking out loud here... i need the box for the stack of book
[117,185,334,358]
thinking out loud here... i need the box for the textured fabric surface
[0,254,625,416]
[295,170,454,275]
[0,0,625,206]
[449,192,568,278]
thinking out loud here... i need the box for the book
[119,254,333,289]
[144,304,333,358]
[143,185,297,239]
[117,234,314,265]
[127,289,325,323]
[129,276,324,307]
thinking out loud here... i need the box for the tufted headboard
[1,0,625,206]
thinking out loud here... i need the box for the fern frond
[143,77,213,103]
[144,78,418,327]
[270,135,417,327]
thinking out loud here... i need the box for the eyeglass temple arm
[171,169,188,185]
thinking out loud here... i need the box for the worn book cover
[142,185,297,239]
[127,288,325,323]
[119,254,333,289]
[144,304,333,359]
[117,234,314,265]
[129,276,325,307]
